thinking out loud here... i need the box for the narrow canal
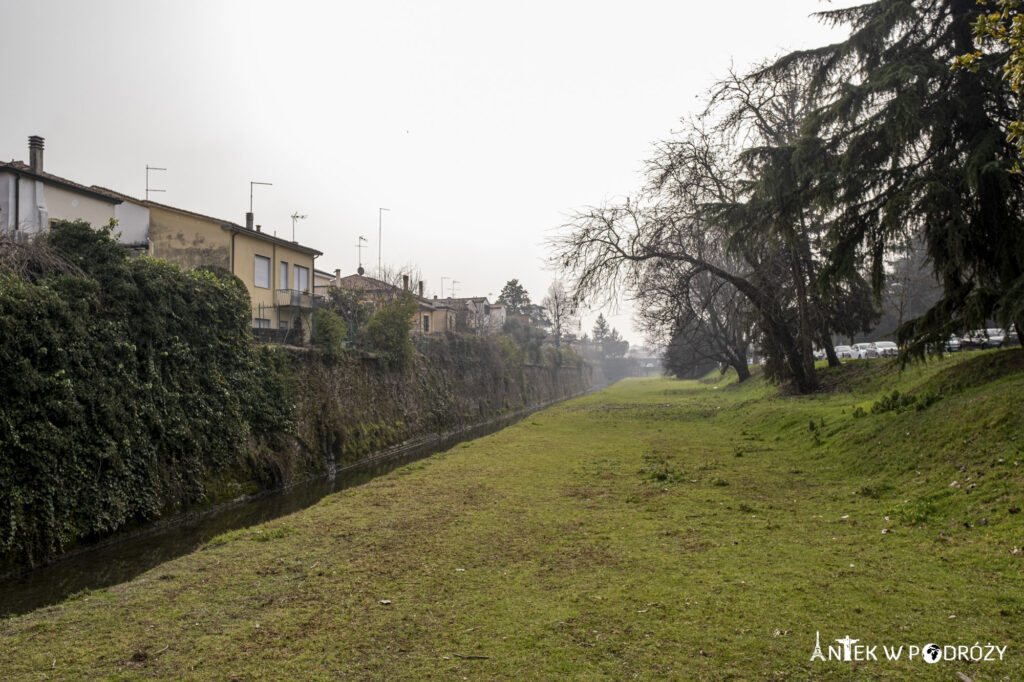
[0,399,572,617]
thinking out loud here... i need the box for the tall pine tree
[768,0,1024,353]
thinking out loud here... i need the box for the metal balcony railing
[275,288,314,309]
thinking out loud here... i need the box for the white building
[0,136,150,251]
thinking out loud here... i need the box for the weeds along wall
[0,222,590,569]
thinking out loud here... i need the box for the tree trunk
[732,360,751,382]
[790,250,818,390]
[824,341,840,368]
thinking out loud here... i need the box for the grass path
[2,355,1023,680]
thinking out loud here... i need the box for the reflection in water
[0,409,535,618]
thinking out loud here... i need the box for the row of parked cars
[828,326,1019,360]
[955,327,1019,350]
[831,341,899,360]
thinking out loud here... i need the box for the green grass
[1,351,1023,680]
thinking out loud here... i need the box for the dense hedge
[0,222,294,567]
[0,223,591,569]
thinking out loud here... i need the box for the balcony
[275,288,314,310]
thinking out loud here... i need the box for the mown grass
[1,350,1023,680]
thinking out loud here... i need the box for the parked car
[874,341,898,357]
[852,342,878,359]
[962,330,985,350]
[986,328,1006,347]
[963,328,1005,349]
[1005,326,1020,347]
[834,345,854,359]
[945,335,962,352]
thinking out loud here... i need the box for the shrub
[871,389,941,414]
[362,294,418,370]
[311,308,347,363]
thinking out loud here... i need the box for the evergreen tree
[497,279,531,316]
[955,0,1024,162]
[768,0,1024,353]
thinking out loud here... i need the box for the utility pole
[378,207,390,277]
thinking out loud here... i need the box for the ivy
[0,221,295,567]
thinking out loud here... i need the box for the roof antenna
[146,165,166,200]
[356,235,367,275]
[290,212,306,242]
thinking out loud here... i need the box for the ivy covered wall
[0,223,590,569]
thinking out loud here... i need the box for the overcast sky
[0,1,847,345]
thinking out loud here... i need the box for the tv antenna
[145,165,166,200]
[290,212,306,242]
[356,235,368,274]
[450,279,460,298]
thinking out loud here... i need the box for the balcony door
[293,265,310,293]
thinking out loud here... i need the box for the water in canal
[0,404,553,618]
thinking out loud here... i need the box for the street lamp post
[250,181,272,213]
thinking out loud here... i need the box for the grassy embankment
[1,350,1022,680]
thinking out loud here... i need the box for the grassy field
[2,351,1023,680]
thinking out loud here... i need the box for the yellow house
[145,200,322,340]
[418,296,456,334]
[0,137,323,341]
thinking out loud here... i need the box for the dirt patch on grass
[563,485,613,501]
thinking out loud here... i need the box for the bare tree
[638,259,753,381]
[552,65,878,392]
[375,263,425,299]
[542,279,576,347]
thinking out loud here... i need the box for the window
[279,261,288,290]
[293,264,310,293]
[253,317,271,329]
[423,314,430,332]
[279,320,289,330]
[254,255,271,288]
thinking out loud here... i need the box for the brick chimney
[28,136,44,173]
[403,274,409,291]
[418,280,424,297]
